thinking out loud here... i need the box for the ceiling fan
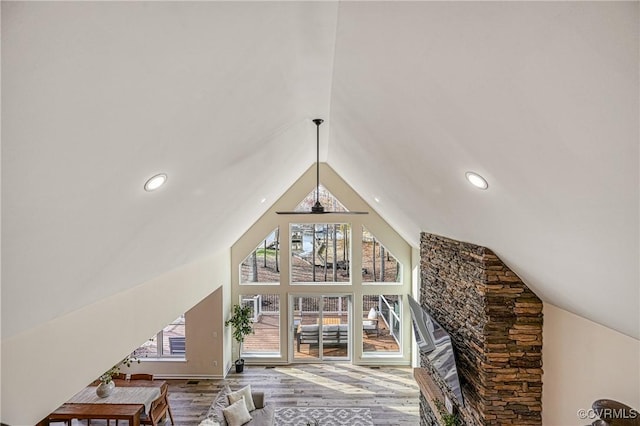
[276,118,368,215]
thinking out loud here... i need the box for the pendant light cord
[275,117,367,215]
[316,121,320,204]
[312,118,324,213]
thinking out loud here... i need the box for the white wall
[543,303,640,425]
[125,286,227,379]
[0,249,229,426]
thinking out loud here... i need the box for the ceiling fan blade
[275,211,368,215]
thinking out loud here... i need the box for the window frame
[361,226,403,285]
[289,222,352,285]
[133,314,186,360]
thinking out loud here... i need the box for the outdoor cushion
[338,324,349,340]
[364,309,379,335]
[368,308,378,319]
[299,325,319,343]
[322,325,340,344]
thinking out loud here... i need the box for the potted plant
[225,304,254,373]
[96,355,139,398]
[96,365,119,398]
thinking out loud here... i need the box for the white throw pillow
[222,396,253,426]
[368,307,378,319]
[198,419,220,426]
[227,384,256,412]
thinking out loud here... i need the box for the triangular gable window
[240,228,280,284]
[362,227,402,283]
[294,184,349,212]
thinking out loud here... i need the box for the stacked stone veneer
[420,393,439,426]
[420,233,543,425]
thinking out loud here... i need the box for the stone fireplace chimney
[418,233,543,425]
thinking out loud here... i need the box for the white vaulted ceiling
[2,0,638,345]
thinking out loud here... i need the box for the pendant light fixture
[276,119,368,215]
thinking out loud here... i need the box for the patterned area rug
[275,407,373,426]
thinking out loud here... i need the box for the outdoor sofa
[296,323,348,352]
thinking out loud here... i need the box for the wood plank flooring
[67,364,419,426]
[167,363,419,425]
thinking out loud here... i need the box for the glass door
[292,296,321,361]
[321,296,350,360]
[291,295,351,362]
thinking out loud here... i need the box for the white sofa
[201,384,274,426]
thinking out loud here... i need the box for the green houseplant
[96,355,139,397]
[225,304,254,373]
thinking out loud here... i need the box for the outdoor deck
[243,313,400,358]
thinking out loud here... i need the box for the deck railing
[241,294,401,347]
[379,295,401,343]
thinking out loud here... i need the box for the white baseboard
[153,374,226,380]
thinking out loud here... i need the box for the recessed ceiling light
[465,172,488,190]
[144,173,167,192]
[374,197,381,203]
[260,197,267,204]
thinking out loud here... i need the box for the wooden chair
[161,384,175,425]
[130,373,154,380]
[140,385,174,426]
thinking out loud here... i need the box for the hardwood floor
[168,363,419,425]
[68,364,419,426]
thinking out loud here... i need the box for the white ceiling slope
[328,2,639,338]
[1,1,338,338]
[2,2,638,340]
